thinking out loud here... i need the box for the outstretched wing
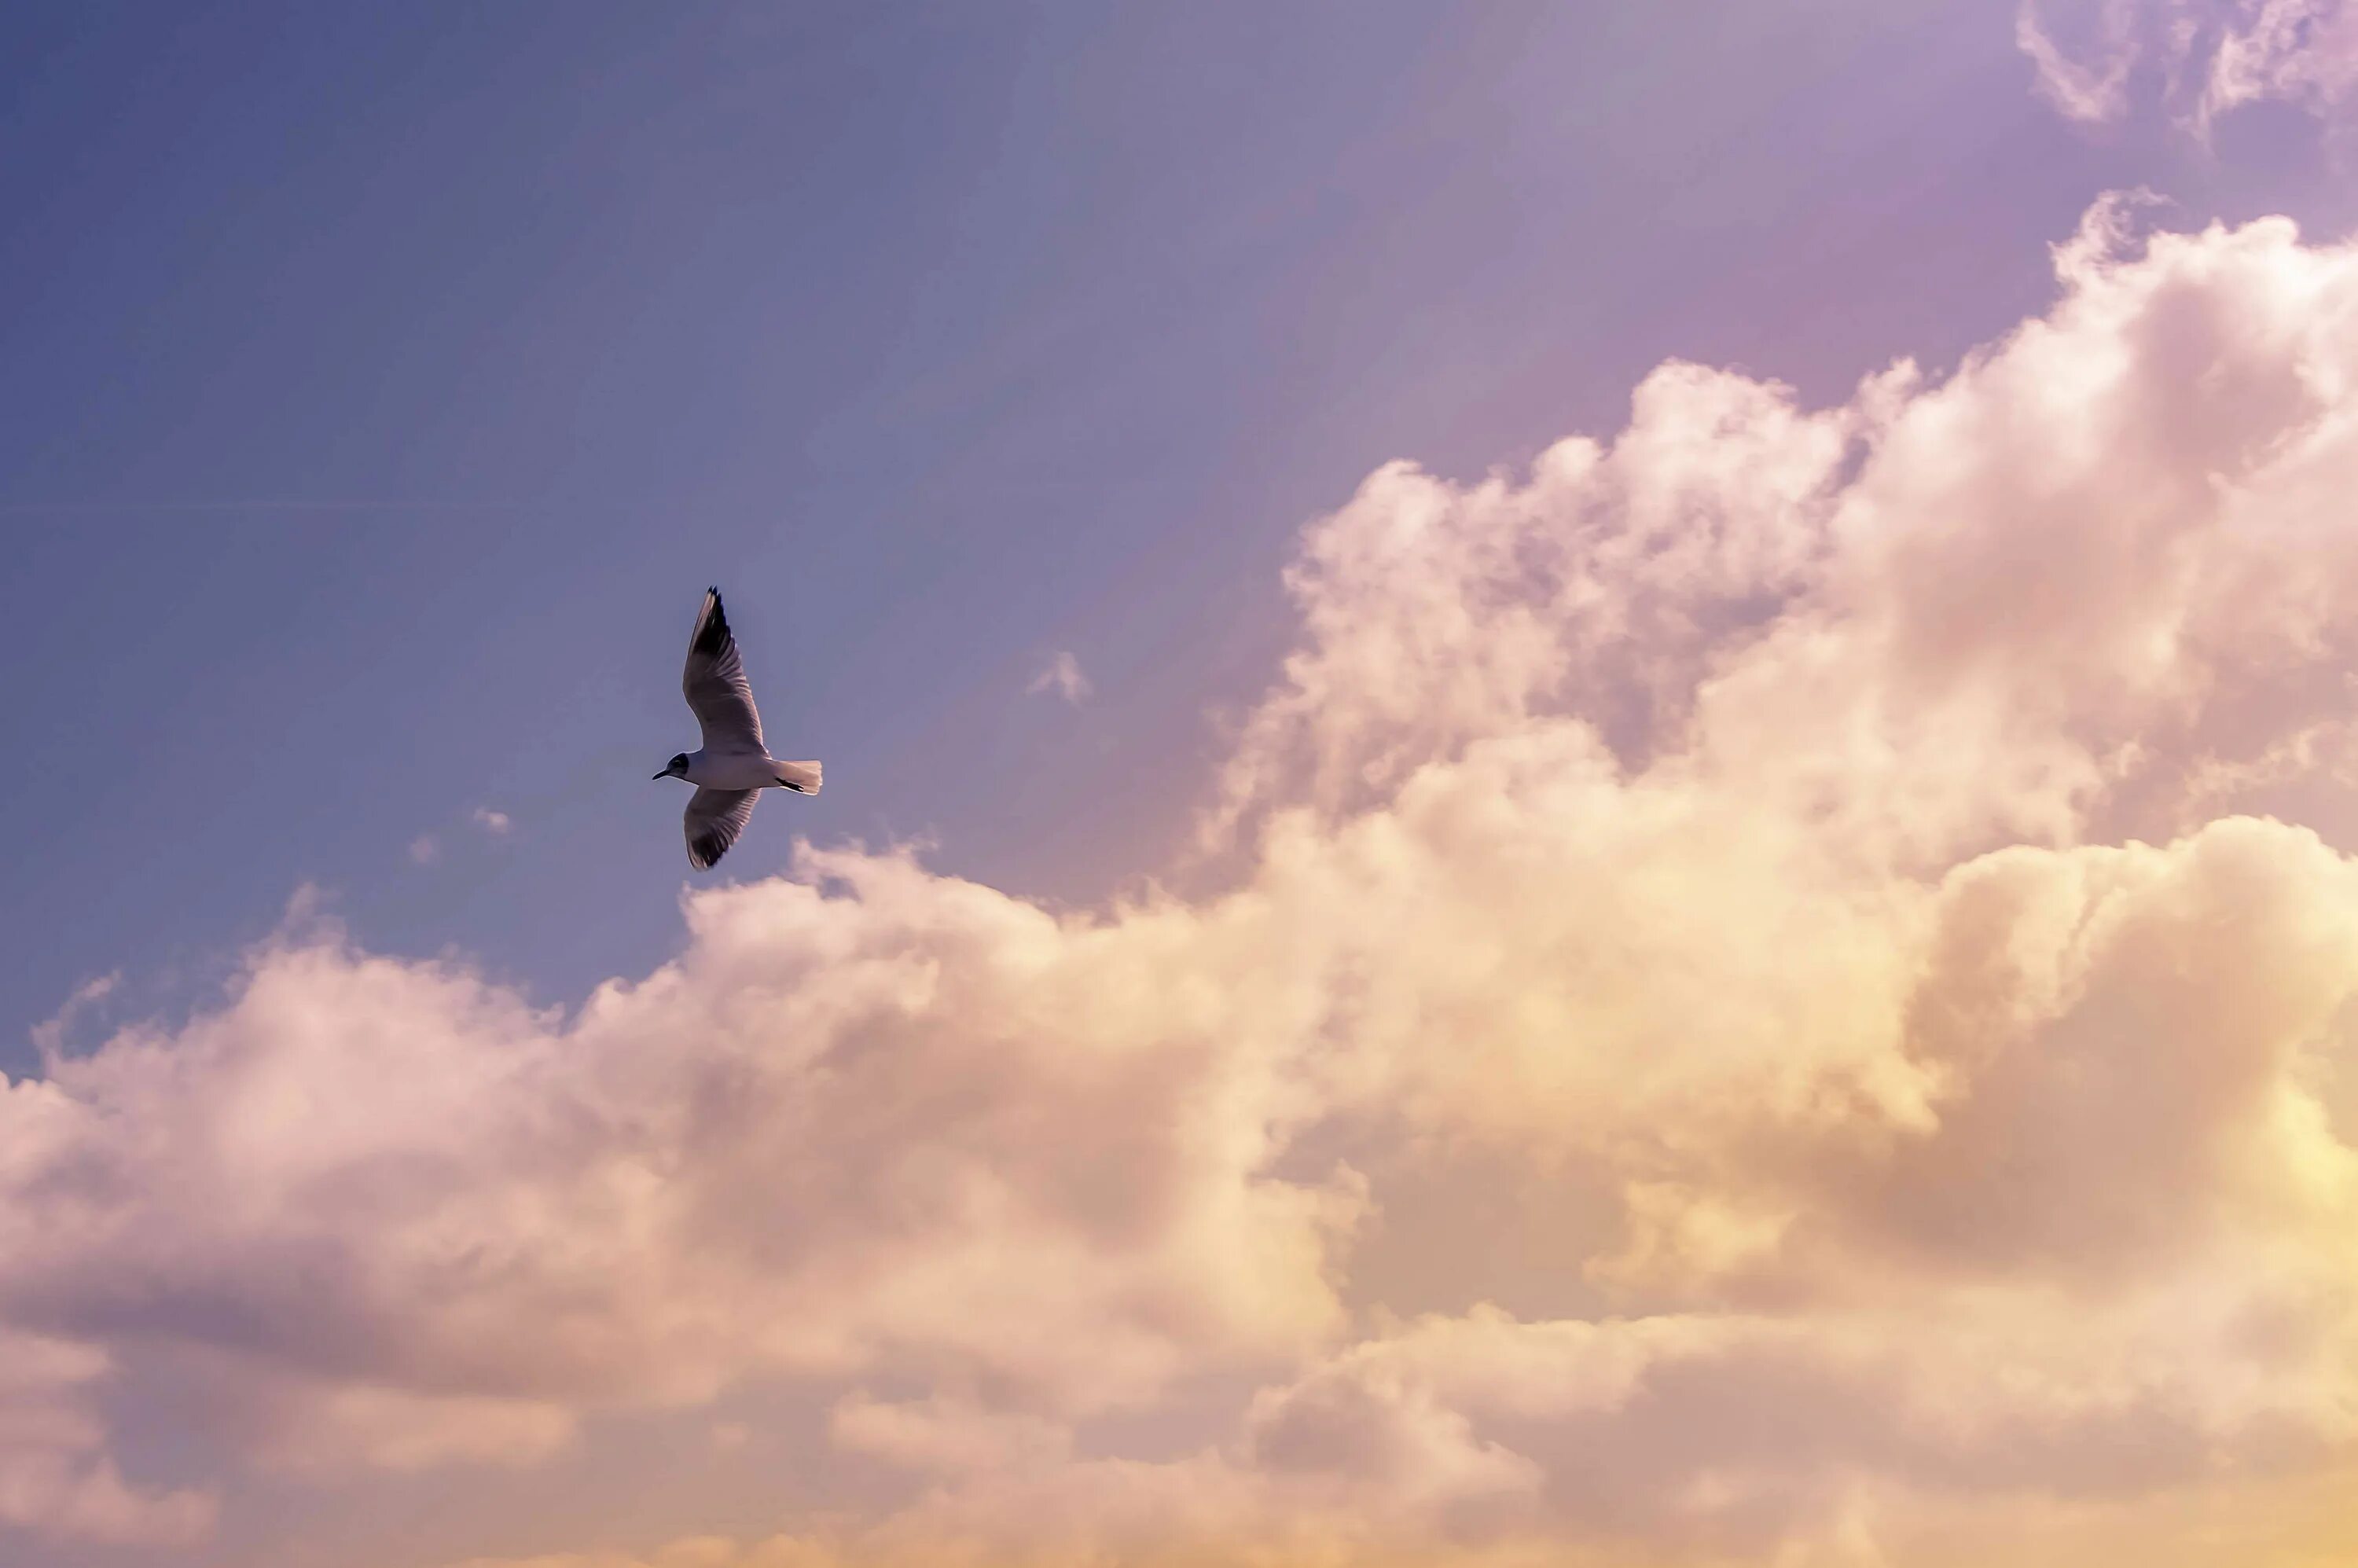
[685,788,759,871]
[682,587,766,755]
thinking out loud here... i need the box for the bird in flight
[653,588,823,870]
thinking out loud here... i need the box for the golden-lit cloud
[11,202,2358,1566]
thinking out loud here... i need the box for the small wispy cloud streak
[1026,651,1093,705]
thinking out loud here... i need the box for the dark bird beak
[652,769,669,780]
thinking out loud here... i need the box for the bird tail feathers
[775,760,823,795]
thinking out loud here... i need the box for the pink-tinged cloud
[1027,652,1093,706]
[2019,0,2144,123]
[14,201,2358,1566]
[2020,0,2358,129]
[0,1331,213,1546]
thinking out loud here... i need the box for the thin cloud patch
[1027,651,1093,706]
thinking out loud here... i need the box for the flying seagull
[653,588,822,870]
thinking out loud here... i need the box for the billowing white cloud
[15,202,2358,1567]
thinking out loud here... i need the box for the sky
[7,2,2358,1565]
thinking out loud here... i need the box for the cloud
[438,1542,843,1568]
[2019,0,2143,123]
[473,808,512,835]
[1027,652,1093,705]
[830,1392,1074,1474]
[409,834,442,865]
[2019,0,2358,130]
[17,203,2358,1566]
[0,1331,214,1546]
[2204,0,2358,122]
[27,975,116,1067]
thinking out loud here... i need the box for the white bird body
[680,749,820,792]
[656,588,823,869]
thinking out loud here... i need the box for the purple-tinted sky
[9,5,2358,1566]
[5,0,2334,1068]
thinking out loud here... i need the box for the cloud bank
[12,202,2358,1566]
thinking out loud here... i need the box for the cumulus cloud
[2020,0,2358,130]
[17,202,2358,1566]
[1027,651,1093,705]
[473,807,512,835]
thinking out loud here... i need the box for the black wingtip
[692,588,732,658]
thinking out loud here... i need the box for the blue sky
[3,0,2246,1068]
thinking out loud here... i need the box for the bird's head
[653,753,689,780]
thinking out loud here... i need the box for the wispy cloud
[2018,0,2142,122]
[407,834,441,865]
[471,807,511,835]
[1027,650,1093,705]
[2020,0,2358,130]
[2203,0,2358,123]
[28,973,116,1064]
